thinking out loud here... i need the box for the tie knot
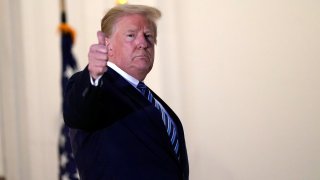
[137,82,147,94]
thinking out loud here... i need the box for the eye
[145,34,153,39]
[145,34,155,43]
[126,33,135,41]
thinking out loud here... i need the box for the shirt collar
[107,61,140,87]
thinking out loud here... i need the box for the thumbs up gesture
[88,31,108,79]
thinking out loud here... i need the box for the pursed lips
[133,54,150,61]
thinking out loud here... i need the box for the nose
[137,34,148,49]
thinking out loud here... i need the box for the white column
[0,105,4,178]
[0,0,30,178]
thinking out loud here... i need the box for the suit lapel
[104,68,166,130]
[104,68,187,169]
[103,68,177,159]
[104,68,188,174]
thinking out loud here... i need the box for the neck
[127,70,147,81]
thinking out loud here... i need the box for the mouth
[134,55,150,61]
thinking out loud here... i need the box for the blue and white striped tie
[137,82,179,157]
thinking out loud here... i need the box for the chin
[137,61,153,70]
[137,65,152,77]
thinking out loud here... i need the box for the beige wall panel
[177,0,320,179]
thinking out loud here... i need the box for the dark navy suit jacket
[63,67,189,180]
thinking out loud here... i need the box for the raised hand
[88,31,108,79]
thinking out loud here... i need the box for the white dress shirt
[90,61,139,88]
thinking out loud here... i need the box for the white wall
[0,0,319,179]
[177,0,320,179]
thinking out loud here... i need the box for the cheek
[149,49,155,58]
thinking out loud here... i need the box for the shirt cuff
[90,75,102,86]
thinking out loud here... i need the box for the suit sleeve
[62,67,134,131]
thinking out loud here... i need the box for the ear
[105,37,113,56]
[105,37,110,46]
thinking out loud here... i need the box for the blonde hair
[101,4,161,43]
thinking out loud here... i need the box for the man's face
[106,14,156,80]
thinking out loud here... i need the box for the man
[63,4,189,180]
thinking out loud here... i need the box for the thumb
[97,31,106,45]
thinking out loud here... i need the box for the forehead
[114,14,154,32]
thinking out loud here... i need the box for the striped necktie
[137,82,179,157]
